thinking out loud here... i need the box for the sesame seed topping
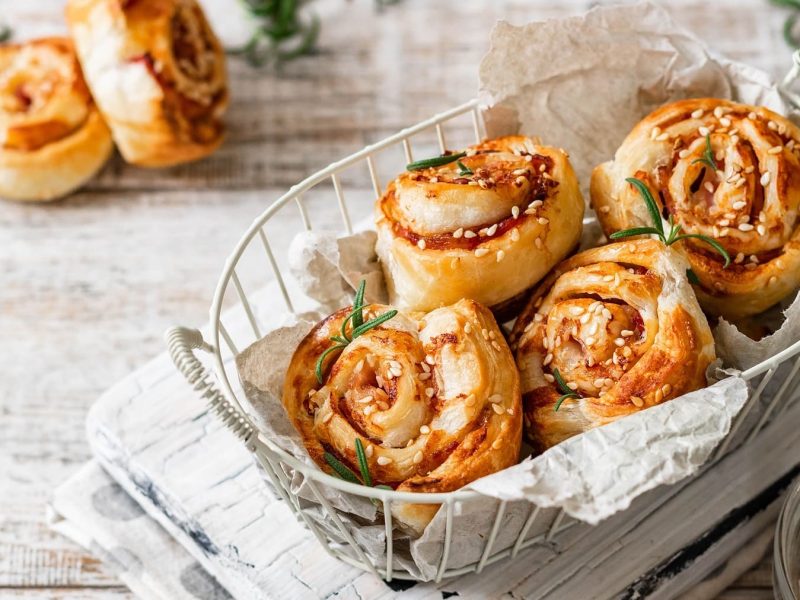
[543,353,553,366]
[654,389,664,403]
[769,275,777,285]
[418,372,431,381]
[364,405,376,416]
[420,425,431,435]
[691,109,704,119]
[534,313,544,322]
[580,313,591,324]
[621,329,634,337]
[492,403,505,415]
[489,394,502,403]
[492,439,503,450]
[662,384,672,396]
[761,172,771,186]
[603,275,614,282]
[698,126,710,136]
[566,382,578,390]
[377,456,393,466]
[481,328,489,340]
[738,223,754,232]
[768,146,783,155]
[453,227,464,238]
[719,117,731,127]
[366,444,374,457]
[530,199,544,209]
[510,228,520,242]
[492,341,502,351]
[538,217,550,225]
[651,126,661,139]
[425,354,435,365]
[757,224,766,236]
[615,337,625,347]
[513,168,528,176]
[474,248,490,257]
[767,120,778,131]
[585,337,595,346]
[413,451,423,464]
[512,205,520,219]
[631,396,644,407]
[486,224,498,236]
[464,323,472,334]
[496,250,505,262]
[417,239,426,250]
[704,182,715,193]
[732,200,746,210]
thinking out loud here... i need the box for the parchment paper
[235,1,794,579]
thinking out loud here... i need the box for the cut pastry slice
[66,0,228,167]
[376,135,584,317]
[0,37,112,201]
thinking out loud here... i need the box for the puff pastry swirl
[66,0,228,166]
[376,136,584,316]
[592,98,800,319]
[510,239,715,453]
[283,298,521,535]
[0,37,112,201]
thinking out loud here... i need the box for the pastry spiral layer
[66,0,228,167]
[283,299,521,535]
[510,239,715,453]
[376,135,584,315]
[592,98,800,319]
[0,38,113,201]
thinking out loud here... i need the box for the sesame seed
[580,314,591,324]
[585,337,595,346]
[768,146,783,155]
[719,117,731,127]
[417,239,426,250]
[464,323,472,334]
[651,126,661,139]
[750,255,759,263]
[732,200,746,210]
[713,106,724,118]
[489,394,502,403]
[359,395,373,404]
[654,389,663,403]
[738,223,754,232]
[487,224,498,236]
[768,120,778,131]
[623,346,632,357]
[364,405,376,416]
[691,109,704,119]
[425,354,435,365]
[566,382,578,390]
[420,425,431,434]
[492,439,503,450]
[482,328,489,340]
[538,217,549,225]
[492,341,502,351]
[530,199,544,209]
[769,276,778,285]
[615,337,625,347]
[662,383,672,396]
[603,309,613,320]
[704,182,715,193]
[761,172,771,186]
[631,396,644,407]
[385,370,394,380]
[621,329,634,337]
[735,252,745,264]
[533,313,544,322]
[425,387,435,397]
[699,126,710,136]
[418,372,431,381]
[757,224,766,236]
[513,168,528,176]
[474,248,489,257]
[515,175,527,187]
[599,205,611,214]
[453,228,464,238]
[512,206,520,219]
[496,250,505,262]
[376,375,384,387]
[510,228,520,241]
[366,444,374,457]
[603,275,614,282]
[543,353,553,365]
[489,403,505,415]
[655,133,669,141]
[377,456,393,466]
[464,230,477,239]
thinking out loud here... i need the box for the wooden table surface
[0,0,791,597]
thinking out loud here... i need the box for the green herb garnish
[771,0,800,47]
[314,280,398,384]
[406,152,467,172]
[686,268,700,285]
[456,159,473,176]
[609,177,731,268]
[354,438,372,487]
[324,451,360,484]
[0,25,12,43]
[324,438,394,501]
[553,368,580,412]
[691,134,718,172]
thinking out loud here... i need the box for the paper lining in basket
[236,1,794,580]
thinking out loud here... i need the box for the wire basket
[166,52,800,583]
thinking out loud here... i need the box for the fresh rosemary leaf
[456,159,473,176]
[315,344,345,384]
[625,177,664,235]
[324,452,361,484]
[552,368,579,412]
[351,310,398,338]
[672,233,732,267]
[691,134,718,172]
[686,268,701,285]
[407,152,467,172]
[609,226,664,240]
[354,438,372,487]
[352,280,367,328]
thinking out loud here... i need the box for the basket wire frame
[167,66,800,582]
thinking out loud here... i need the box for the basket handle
[165,326,257,451]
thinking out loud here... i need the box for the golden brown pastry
[510,239,715,453]
[376,135,584,317]
[592,98,800,319]
[0,37,112,201]
[283,296,521,535]
[66,0,228,167]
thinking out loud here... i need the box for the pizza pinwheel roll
[592,98,800,319]
[376,135,584,317]
[66,0,228,167]
[511,239,715,453]
[0,38,112,201]
[283,294,521,535]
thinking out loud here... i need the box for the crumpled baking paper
[235,1,796,580]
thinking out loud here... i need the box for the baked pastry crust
[376,135,584,314]
[66,0,227,167]
[283,298,521,535]
[0,37,112,201]
[510,239,715,453]
[591,98,800,319]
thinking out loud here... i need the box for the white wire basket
[166,51,800,583]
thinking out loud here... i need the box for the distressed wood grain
[0,0,789,597]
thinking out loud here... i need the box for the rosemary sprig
[691,134,718,172]
[553,368,580,412]
[324,451,360,484]
[354,438,372,487]
[609,177,731,268]
[324,438,393,500]
[456,159,473,176]
[407,152,467,172]
[771,0,800,47]
[314,280,398,384]
[686,268,701,285]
